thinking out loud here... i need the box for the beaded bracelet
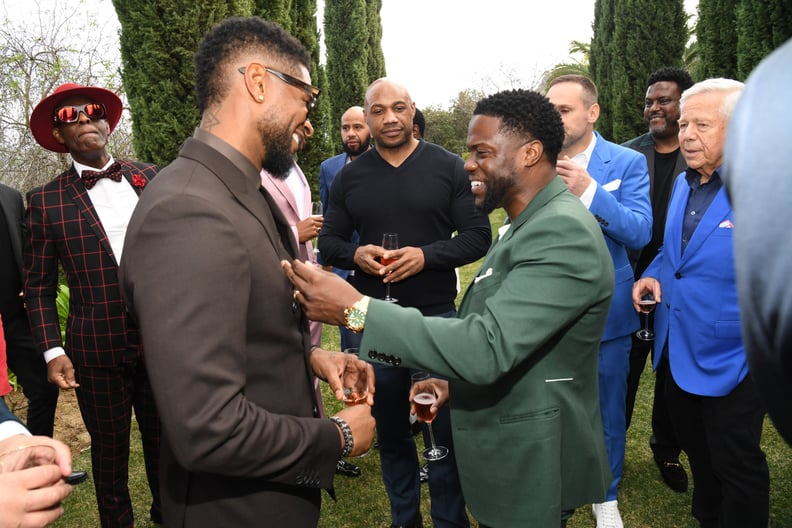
[329,416,354,458]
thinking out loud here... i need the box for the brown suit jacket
[120,134,339,527]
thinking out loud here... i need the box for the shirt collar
[571,132,597,169]
[685,166,722,188]
[193,128,261,186]
[73,157,115,177]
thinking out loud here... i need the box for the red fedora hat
[30,83,123,153]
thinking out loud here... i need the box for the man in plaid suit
[24,83,161,527]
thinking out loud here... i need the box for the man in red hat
[24,83,162,527]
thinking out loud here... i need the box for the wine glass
[410,371,448,462]
[341,348,371,457]
[381,232,399,303]
[635,293,656,341]
[0,444,56,473]
[310,201,323,256]
[341,348,368,406]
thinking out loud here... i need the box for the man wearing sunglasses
[25,83,162,528]
[119,16,375,528]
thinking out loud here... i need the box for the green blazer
[361,177,614,527]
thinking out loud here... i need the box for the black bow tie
[81,162,123,189]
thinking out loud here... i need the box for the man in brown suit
[120,16,375,528]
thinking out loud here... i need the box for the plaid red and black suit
[23,160,162,528]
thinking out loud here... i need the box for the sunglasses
[238,65,321,113]
[53,103,107,124]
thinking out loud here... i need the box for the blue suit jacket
[645,172,746,396]
[587,132,652,340]
[318,153,354,278]
[0,397,24,429]
[318,154,347,276]
[318,153,346,210]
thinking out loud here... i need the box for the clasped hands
[353,244,425,283]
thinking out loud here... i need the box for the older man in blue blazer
[634,78,769,528]
[547,75,652,528]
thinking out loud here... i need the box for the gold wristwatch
[343,296,370,333]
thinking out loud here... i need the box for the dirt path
[6,388,91,456]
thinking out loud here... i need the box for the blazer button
[377,352,387,361]
[393,357,402,367]
[674,272,682,279]
[368,350,378,359]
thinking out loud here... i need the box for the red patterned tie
[81,162,123,189]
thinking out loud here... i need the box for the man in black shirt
[320,78,491,528]
[0,183,59,436]
[622,67,693,493]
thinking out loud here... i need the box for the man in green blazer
[283,89,613,527]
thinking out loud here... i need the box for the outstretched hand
[281,259,363,325]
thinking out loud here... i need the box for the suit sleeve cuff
[579,179,597,209]
[0,422,31,441]
[43,347,66,363]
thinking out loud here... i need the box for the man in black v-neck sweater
[320,79,490,528]
[321,140,489,312]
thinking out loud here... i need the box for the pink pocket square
[718,219,734,228]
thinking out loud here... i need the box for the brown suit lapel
[179,138,299,262]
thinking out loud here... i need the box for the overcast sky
[4,0,698,109]
[377,0,596,108]
[374,0,699,109]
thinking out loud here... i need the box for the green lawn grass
[52,209,792,527]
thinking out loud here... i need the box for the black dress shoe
[336,459,361,477]
[419,463,429,484]
[391,514,423,528]
[656,459,688,492]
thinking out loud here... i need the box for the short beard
[343,137,370,157]
[475,173,515,215]
[260,119,295,179]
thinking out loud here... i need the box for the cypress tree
[590,0,617,139]
[113,0,254,166]
[287,0,332,191]
[610,0,687,142]
[365,0,387,80]
[697,0,739,78]
[255,0,292,30]
[324,0,370,151]
[736,0,792,79]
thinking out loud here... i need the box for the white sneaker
[592,500,624,528]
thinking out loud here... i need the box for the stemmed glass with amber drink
[410,371,449,462]
[381,233,399,303]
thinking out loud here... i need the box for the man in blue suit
[547,75,652,528]
[634,78,768,528]
[318,106,371,352]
